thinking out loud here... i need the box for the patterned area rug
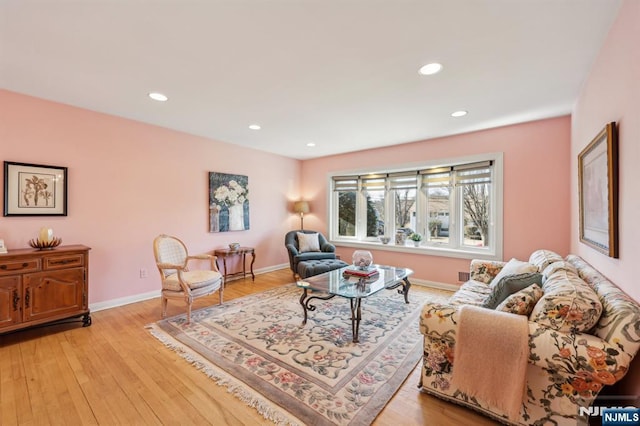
[147,283,447,425]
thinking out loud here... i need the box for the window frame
[328,153,503,261]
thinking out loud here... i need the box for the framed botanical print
[3,161,68,216]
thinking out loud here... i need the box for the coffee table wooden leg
[350,298,362,343]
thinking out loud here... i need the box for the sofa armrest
[528,322,632,386]
[420,302,460,336]
[469,259,506,284]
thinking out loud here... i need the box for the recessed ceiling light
[248,124,261,130]
[418,63,443,76]
[306,142,316,147]
[148,92,168,102]
[451,110,468,117]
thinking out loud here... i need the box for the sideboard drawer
[0,259,42,276]
[44,254,85,270]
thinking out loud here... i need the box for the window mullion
[356,182,365,240]
[452,182,461,249]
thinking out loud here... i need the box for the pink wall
[571,0,639,302]
[301,116,572,284]
[571,0,640,394]
[0,90,301,304]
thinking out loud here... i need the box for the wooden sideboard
[0,245,91,334]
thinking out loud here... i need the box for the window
[334,177,357,237]
[329,154,503,259]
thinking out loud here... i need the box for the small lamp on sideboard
[293,200,310,230]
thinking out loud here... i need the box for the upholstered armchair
[285,230,347,279]
[153,234,223,323]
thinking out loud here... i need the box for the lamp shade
[293,200,310,214]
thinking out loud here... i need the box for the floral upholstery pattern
[470,259,506,284]
[496,283,543,315]
[419,254,640,426]
[530,267,603,333]
[448,280,492,306]
[567,255,640,359]
[528,249,564,272]
[541,260,578,279]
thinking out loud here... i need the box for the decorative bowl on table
[352,250,373,270]
[29,237,62,250]
[229,242,240,251]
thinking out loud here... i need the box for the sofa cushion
[483,272,543,309]
[530,268,603,333]
[566,254,640,358]
[529,249,564,272]
[496,283,543,316]
[489,258,538,287]
[297,232,320,253]
[449,280,493,306]
[541,260,578,281]
[470,259,508,284]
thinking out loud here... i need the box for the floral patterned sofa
[419,250,640,425]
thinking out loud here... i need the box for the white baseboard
[223,263,290,283]
[258,263,289,274]
[410,278,459,292]
[89,264,291,312]
[90,290,160,312]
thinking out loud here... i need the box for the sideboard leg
[82,313,92,327]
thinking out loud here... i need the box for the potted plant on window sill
[409,232,423,247]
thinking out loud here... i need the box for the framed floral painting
[3,161,68,216]
[209,172,249,232]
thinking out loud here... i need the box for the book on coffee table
[343,267,379,277]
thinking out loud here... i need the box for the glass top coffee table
[296,265,413,343]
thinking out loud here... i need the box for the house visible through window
[329,153,503,259]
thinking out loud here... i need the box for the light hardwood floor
[0,268,498,425]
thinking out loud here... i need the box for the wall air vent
[458,272,470,282]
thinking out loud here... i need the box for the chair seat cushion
[163,270,222,292]
[295,252,337,263]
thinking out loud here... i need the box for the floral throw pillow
[297,232,320,253]
[496,284,543,316]
[530,269,603,333]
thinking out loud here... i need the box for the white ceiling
[0,0,621,160]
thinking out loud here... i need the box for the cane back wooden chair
[153,234,223,323]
